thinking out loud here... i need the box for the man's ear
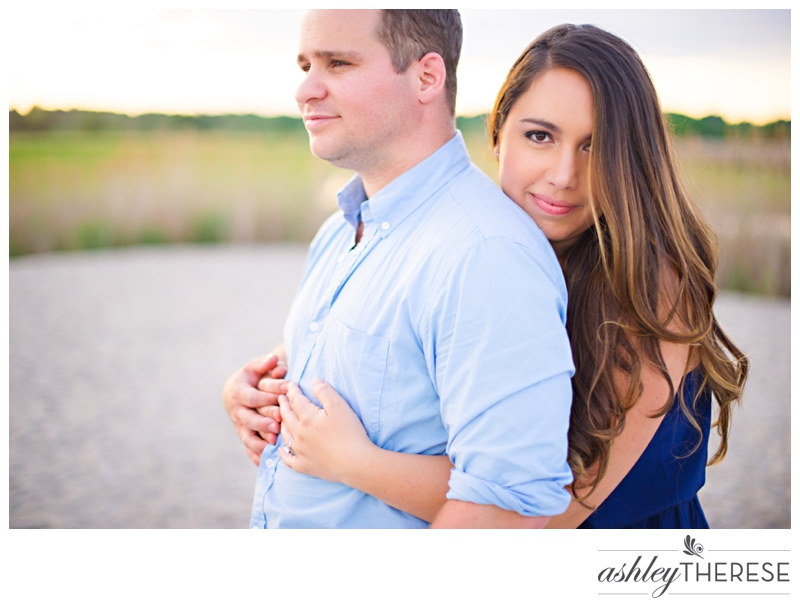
[415,52,447,105]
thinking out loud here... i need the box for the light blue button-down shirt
[250,132,574,528]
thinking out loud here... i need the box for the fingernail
[312,378,325,388]
[269,423,279,433]
[279,381,288,392]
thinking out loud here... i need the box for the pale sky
[7,8,791,124]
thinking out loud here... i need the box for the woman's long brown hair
[490,24,749,499]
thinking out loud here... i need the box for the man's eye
[300,64,310,73]
[331,60,349,67]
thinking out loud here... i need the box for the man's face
[295,10,417,172]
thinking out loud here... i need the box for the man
[224,9,574,528]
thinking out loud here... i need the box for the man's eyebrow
[520,118,561,134]
[297,50,364,64]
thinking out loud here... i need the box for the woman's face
[496,67,595,258]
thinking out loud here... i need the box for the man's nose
[295,68,327,106]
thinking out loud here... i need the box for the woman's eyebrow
[520,117,560,133]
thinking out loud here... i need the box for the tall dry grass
[9,129,790,296]
[9,131,341,252]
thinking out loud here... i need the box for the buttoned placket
[291,206,386,383]
[250,451,280,528]
[253,213,385,528]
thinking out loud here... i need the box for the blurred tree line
[10,107,790,138]
[9,108,306,133]
[665,113,790,139]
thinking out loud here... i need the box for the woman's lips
[531,193,575,216]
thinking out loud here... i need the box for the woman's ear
[415,52,446,105]
[494,144,499,159]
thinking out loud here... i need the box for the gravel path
[9,245,790,528]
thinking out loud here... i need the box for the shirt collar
[338,176,367,230]
[336,131,472,233]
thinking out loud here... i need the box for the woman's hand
[277,379,376,485]
[278,378,452,522]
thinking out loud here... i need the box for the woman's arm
[278,379,452,523]
[275,338,690,527]
[342,445,452,523]
[545,337,691,528]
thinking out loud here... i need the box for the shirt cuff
[446,468,573,517]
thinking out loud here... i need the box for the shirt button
[309,322,319,332]
[250,525,260,530]
[265,458,275,468]
[381,221,390,230]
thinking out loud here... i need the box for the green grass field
[9,129,790,295]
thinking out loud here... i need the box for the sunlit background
[8,9,791,122]
[8,8,791,295]
[7,9,792,534]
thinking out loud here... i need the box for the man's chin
[308,141,353,169]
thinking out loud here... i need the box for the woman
[263,24,748,528]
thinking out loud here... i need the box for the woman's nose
[550,149,579,191]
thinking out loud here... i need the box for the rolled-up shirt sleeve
[425,236,575,517]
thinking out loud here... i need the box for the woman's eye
[527,131,551,143]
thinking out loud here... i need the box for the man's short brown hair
[377,10,462,115]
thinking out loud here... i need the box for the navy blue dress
[579,368,711,528]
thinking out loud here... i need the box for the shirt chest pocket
[321,318,389,441]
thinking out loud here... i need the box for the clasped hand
[277,379,375,485]
[223,353,372,481]
[222,353,288,466]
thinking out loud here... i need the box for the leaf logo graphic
[683,535,705,559]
